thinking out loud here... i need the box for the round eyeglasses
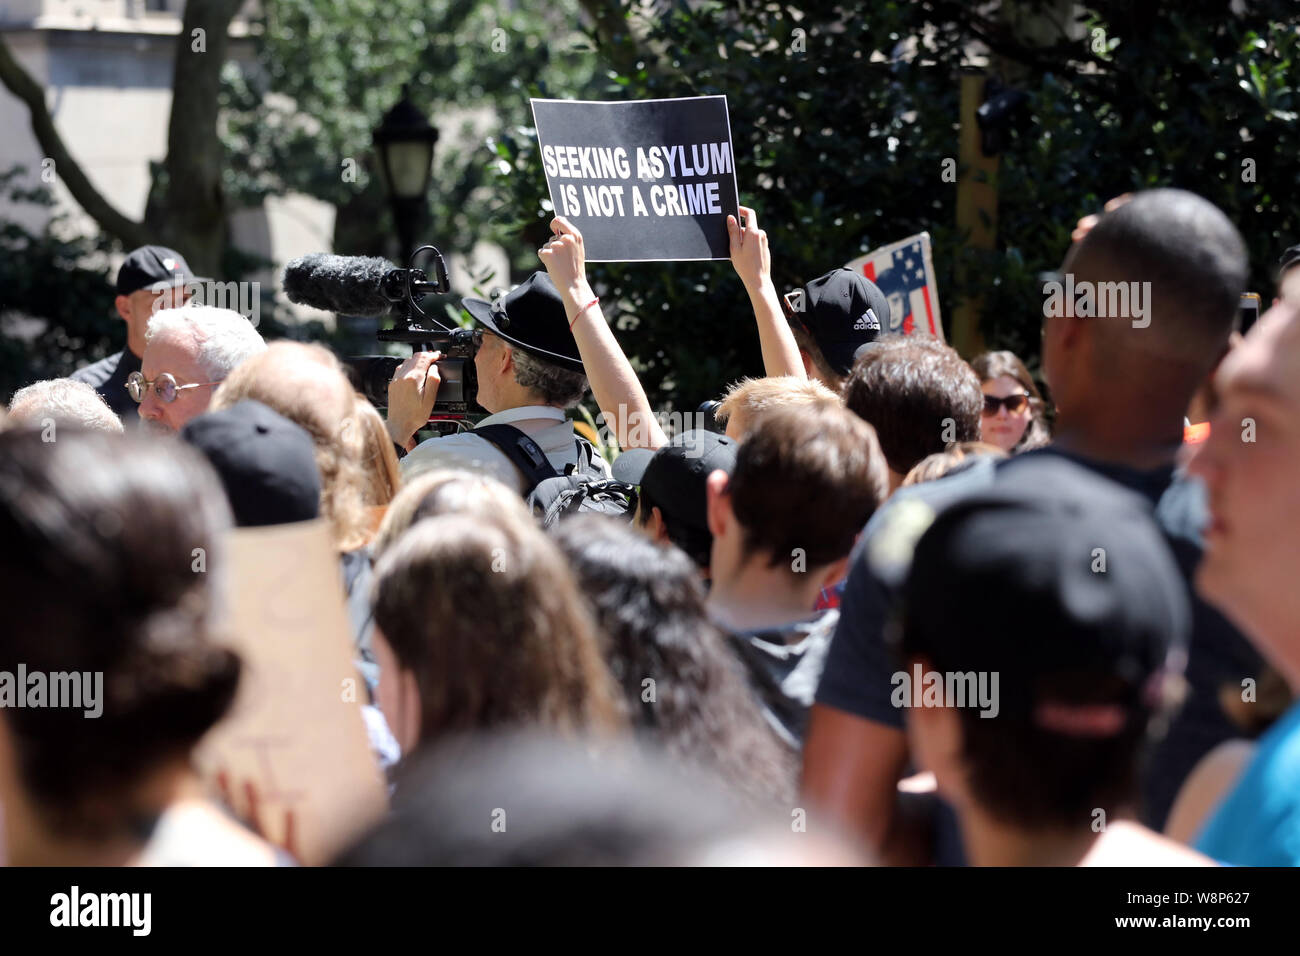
[126,371,222,404]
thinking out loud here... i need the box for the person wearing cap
[703,404,888,749]
[180,399,322,528]
[782,267,890,391]
[387,216,667,493]
[897,455,1211,866]
[70,245,200,420]
[612,430,738,576]
[804,189,1260,862]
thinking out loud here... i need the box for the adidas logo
[854,308,881,332]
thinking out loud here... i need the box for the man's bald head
[1063,189,1248,370]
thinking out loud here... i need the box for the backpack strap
[473,424,560,494]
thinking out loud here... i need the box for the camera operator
[385,217,666,492]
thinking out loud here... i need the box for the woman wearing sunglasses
[970,350,1052,454]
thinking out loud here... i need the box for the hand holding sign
[728,205,772,294]
[538,216,589,300]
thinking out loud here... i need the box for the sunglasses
[126,371,222,404]
[982,393,1030,416]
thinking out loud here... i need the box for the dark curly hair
[550,516,798,805]
[0,428,241,840]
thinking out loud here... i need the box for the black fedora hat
[463,272,584,373]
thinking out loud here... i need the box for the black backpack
[474,423,637,526]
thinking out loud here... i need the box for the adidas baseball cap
[787,268,889,377]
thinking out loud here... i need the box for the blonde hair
[371,468,534,561]
[210,342,370,552]
[352,396,402,508]
[901,441,1007,487]
[715,375,842,439]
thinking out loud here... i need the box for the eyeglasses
[126,371,222,404]
[982,393,1030,416]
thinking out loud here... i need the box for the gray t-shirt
[728,609,839,750]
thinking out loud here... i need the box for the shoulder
[402,432,522,490]
[1165,739,1256,844]
[69,351,123,387]
[1082,821,1217,867]
[135,799,280,867]
[1195,704,1300,863]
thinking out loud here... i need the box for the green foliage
[221,0,600,266]
[492,0,1300,407]
[3,0,1296,409]
[0,167,119,401]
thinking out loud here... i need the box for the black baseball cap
[116,245,204,297]
[181,400,322,528]
[789,268,890,376]
[463,272,584,373]
[612,430,738,533]
[898,455,1189,728]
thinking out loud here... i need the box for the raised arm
[728,205,806,379]
[538,217,668,451]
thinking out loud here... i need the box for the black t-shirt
[70,348,141,422]
[814,447,1263,830]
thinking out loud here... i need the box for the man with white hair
[132,305,266,432]
[6,379,123,433]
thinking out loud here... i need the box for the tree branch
[0,33,148,248]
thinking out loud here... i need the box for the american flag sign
[844,232,945,342]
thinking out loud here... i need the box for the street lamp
[373,84,439,262]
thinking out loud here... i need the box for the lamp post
[373,84,438,262]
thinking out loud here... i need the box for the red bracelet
[570,296,600,330]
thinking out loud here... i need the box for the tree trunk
[0,1,241,276]
[152,0,245,277]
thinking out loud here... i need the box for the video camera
[283,245,480,432]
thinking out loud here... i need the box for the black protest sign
[530,96,740,262]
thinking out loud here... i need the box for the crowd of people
[2,187,1299,867]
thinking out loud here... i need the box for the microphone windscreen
[282,253,397,317]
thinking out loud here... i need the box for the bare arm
[729,205,806,379]
[801,703,911,860]
[539,217,668,451]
